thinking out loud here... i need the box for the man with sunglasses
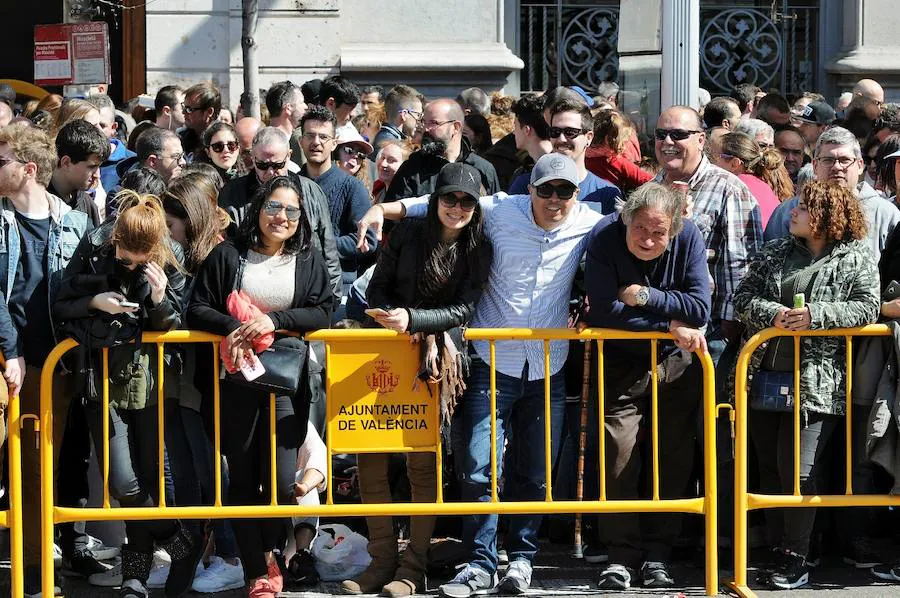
[383,98,499,204]
[218,126,343,301]
[180,81,222,159]
[652,105,761,357]
[359,153,602,597]
[299,106,376,300]
[508,99,621,214]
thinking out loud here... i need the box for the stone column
[660,0,700,110]
[826,0,900,102]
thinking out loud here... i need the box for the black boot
[120,548,152,598]
[157,525,203,597]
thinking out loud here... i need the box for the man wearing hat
[358,153,603,596]
[791,100,836,146]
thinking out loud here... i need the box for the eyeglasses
[548,126,588,140]
[263,200,302,222]
[162,152,185,163]
[182,104,204,115]
[400,108,423,121]
[0,155,22,169]
[209,141,238,153]
[655,128,704,141]
[254,158,288,171]
[438,194,478,211]
[815,156,857,168]
[423,119,457,130]
[535,183,577,200]
[340,146,367,161]
[301,132,335,143]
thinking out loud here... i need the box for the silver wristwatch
[635,286,650,306]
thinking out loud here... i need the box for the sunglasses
[182,105,204,115]
[535,183,577,200]
[340,146,367,161]
[209,141,238,153]
[548,126,588,140]
[263,200,302,222]
[115,256,148,269]
[254,158,288,171]
[438,194,478,211]
[654,128,703,141]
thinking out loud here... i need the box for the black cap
[301,79,322,105]
[793,101,836,125]
[434,163,482,201]
[0,83,14,108]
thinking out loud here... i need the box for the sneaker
[119,578,149,598]
[87,534,121,561]
[843,539,883,569]
[871,562,900,582]
[641,561,675,588]
[498,559,532,594]
[583,544,609,564]
[597,563,634,590]
[53,543,62,567]
[768,551,809,590]
[247,576,277,598]
[497,549,508,565]
[148,558,205,589]
[287,549,318,586]
[63,548,112,577]
[89,561,123,587]
[192,556,245,593]
[24,566,63,598]
[439,563,498,598]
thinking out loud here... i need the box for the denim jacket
[0,193,91,359]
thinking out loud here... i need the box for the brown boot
[382,578,418,597]
[341,559,397,594]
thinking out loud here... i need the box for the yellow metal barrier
[5,384,24,598]
[33,328,718,597]
[728,324,900,598]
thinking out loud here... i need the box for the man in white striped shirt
[357,155,602,597]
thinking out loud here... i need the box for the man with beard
[383,98,500,203]
[507,99,621,213]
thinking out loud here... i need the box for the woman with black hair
[341,163,492,598]
[194,121,240,182]
[187,176,333,598]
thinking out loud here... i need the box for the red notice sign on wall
[34,23,110,86]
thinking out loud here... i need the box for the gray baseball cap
[530,153,579,187]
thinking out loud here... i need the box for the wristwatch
[635,286,650,306]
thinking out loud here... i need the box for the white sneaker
[148,560,205,589]
[498,559,532,594]
[192,556,246,593]
[89,561,122,587]
[86,534,121,561]
[53,543,62,567]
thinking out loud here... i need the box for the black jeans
[85,402,178,553]
[588,350,703,569]
[219,365,310,580]
[750,410,839,556]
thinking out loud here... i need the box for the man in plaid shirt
[653,106,762,349]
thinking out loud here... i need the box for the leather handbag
[222,252,306,396]
[749,369,795,412]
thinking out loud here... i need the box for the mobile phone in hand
[365,308,389,318]
[118,300,139,309]
[240,353,266,381]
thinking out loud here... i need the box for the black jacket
[218,171,343,301]
[366,220,492,333]
[481,133,522,192]
[187,240,333,337]
[383,138,501,203]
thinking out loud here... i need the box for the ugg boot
[382,578,418,597]
[157,525,203,597]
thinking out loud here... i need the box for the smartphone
[118,300,140,309]
[240,354,266,381]
[365,308,388,317]
[885,280,900,301]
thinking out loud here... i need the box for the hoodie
[99,138,137,193]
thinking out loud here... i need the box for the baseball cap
[0,83,15,108]
[567,86,596,108]
[793,101,836,125]
[530,153,579,187]
[434,163,482,200]
[885,148,900,159]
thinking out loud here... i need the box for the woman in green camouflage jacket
[733,180,880,591]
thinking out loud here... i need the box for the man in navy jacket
[583,182,710,592]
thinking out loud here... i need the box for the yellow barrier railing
[31,328,718,598]
[5,383,24,598]
[728,324,900,598]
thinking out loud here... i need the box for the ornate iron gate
[518,1,819,98]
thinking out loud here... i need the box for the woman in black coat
[187,176,332,598]
[341,163,491,597]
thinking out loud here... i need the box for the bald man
[853,78,885,106]
[234,117,261,172]
[383,98,499,202]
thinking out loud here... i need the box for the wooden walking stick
[573,339,593,558]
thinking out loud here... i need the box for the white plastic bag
[311,523,372,581]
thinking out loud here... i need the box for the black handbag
[222,252,307,395]
[749,369,795,412]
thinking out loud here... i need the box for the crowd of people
[0,72,900,598]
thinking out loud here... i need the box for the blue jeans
[453,356,566,574]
